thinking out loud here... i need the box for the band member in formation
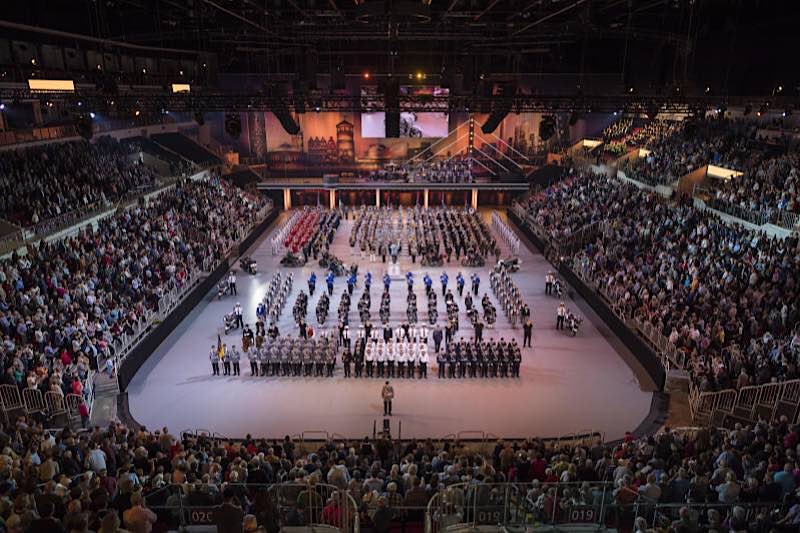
[221,344,231,375]
[438,338,521,379]
[210,344,220,375]
[230,346,241,376]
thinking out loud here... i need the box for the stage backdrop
[224,111,579,167]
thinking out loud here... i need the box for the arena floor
[127,209,654,441]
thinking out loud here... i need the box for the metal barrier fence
[706,198,800,230]
[142,483,358,532]
[688,379,800,427]
[426,481,788,533]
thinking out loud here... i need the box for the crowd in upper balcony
[623,119,756,186]
[0,138,160,227]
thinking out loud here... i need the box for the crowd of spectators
[709,151,800,222]
[0,177,267,415]
[1,414,798,532]
[602,118,634,143]
[0,138,160,226]
[623,119,756,186]
[519,171,800,393]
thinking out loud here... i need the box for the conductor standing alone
[382,381,394,416]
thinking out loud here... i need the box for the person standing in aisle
[228,271,237,296]
[523,319,533,347]
[556,302,567,330]
[382,381,395,416]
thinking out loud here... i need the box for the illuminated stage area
[127,210,655,440]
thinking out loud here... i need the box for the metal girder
[512,0,589,36]
[3,87,792,114]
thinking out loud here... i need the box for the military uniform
[210,347,220,375]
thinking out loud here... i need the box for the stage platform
[127,209,654,441]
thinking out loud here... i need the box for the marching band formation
[349,206,499,267]
[209,204,583,380]
[492,212,521,256]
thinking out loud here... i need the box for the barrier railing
[143,483,358,532]
[426,481,788,533]
[688,379,800,426]
[706,197,800,230]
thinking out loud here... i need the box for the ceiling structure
[2,0,796,96]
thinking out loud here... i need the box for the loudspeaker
[224,113,242,137]
[539,116,556,141]
[74,114,93,140]
[383,79,399,137]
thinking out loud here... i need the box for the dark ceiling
[2,0,797,95]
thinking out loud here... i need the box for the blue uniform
[406,272,414,288]
[383,273,391,290]
[440,273,449,294]
[326,272,335,294]
[365,272,372,290]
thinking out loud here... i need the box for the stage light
[89,112,95,119]
[314,106,321,112]
[777,85,783,93]
[142,68,147,74]
[179,70,184,76]
[0,103,5,111]
[363,72,370,80]
[613,111,618,116]
[135,110,141,116]
[30,58,36,65]
[628,86,634,93]
[77,101,82,107]
[705,86,711,93]
[416,72,424,80]
[96,64,102,70]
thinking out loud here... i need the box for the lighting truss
[0,87,794,114]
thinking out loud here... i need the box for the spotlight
[30,58,36,65]
[96,64,102,70]
[363,72,370,80]
[0,103,5,111]
[613,111,618,116]
[628,86,634,93]
[179,70,184,76]
[416,72,425,80]
[77,101,82,107]
[705,86,711,93]
[142,68,147,74]
[758,104,768,116]
[135,110,141,116]
[777,85,783,93]
[89,112,96,119]
[314,106,321,112]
